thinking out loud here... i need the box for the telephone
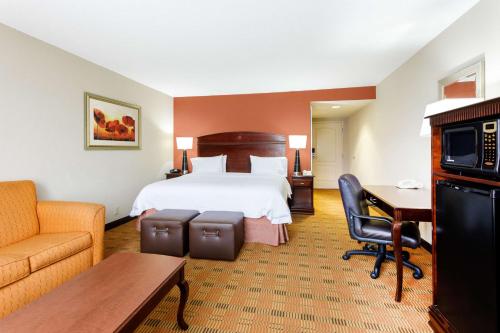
[169,168,181,174]
[396,179,423,189]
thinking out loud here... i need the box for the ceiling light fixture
[331,105,341,109]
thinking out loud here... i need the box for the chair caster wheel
[413,271,423,279]
[342,254,350,260]
[370,271,379,279]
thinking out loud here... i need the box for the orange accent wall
[173,86,376,174]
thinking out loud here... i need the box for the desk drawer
[366,194,378,205]
[292,178,313,187]
[365,193,394,217]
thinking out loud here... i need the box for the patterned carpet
[104,190,432,333]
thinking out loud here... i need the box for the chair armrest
[349,209,393,225]
[37,201,105,265]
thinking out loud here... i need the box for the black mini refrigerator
[436,181,498,332]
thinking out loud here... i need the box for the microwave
[441,119,499,177]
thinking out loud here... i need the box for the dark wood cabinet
[165,172,182,179]
[289,175,314,214]
[428,97,500,333]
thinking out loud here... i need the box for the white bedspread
[130,173,293,224]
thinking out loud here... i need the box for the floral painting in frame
[85,92,141,150]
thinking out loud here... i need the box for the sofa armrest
[37,201,105,265]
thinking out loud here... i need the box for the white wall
[0,23,174,223]
[345,0,500,242]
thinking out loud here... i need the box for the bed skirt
[136,209,289,246]
[243,217,289,246]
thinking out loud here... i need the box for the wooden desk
[363,185,432,302]
[0,253,189,332]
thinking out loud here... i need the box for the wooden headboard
[197,132,286,173]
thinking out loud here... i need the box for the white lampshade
[289,135,307,149]
[176,137,193,150]
[420,98,484,137]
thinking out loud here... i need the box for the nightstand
[289,175,314,214]
[166,172,182,179]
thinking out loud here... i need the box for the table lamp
[289,135,307,176]
[176,137,193,174]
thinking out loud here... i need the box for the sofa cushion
[0,232,92,273]
[0,181,39,248]
[0,254,30,288]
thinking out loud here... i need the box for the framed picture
[84,92,141,150]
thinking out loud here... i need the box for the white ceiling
[0,0,478,97]
[311,100,373,120]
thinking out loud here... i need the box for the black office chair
[338,174,423,279]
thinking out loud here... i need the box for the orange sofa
[0,180,105,318]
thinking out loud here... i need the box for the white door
[312,121,343,189]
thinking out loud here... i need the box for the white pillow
[191,155,224,174]
[250,156,288,177]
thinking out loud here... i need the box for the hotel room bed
[130,131,294,246]
[130,172,292,246]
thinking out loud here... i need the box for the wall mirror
[439,58,485,99]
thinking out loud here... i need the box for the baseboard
[421,239,432,254]
[105,215,135,231]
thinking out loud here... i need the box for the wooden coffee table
[0,252,189,332]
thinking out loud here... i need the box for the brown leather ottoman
[189,211,244,261]
[141,209,199,257]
